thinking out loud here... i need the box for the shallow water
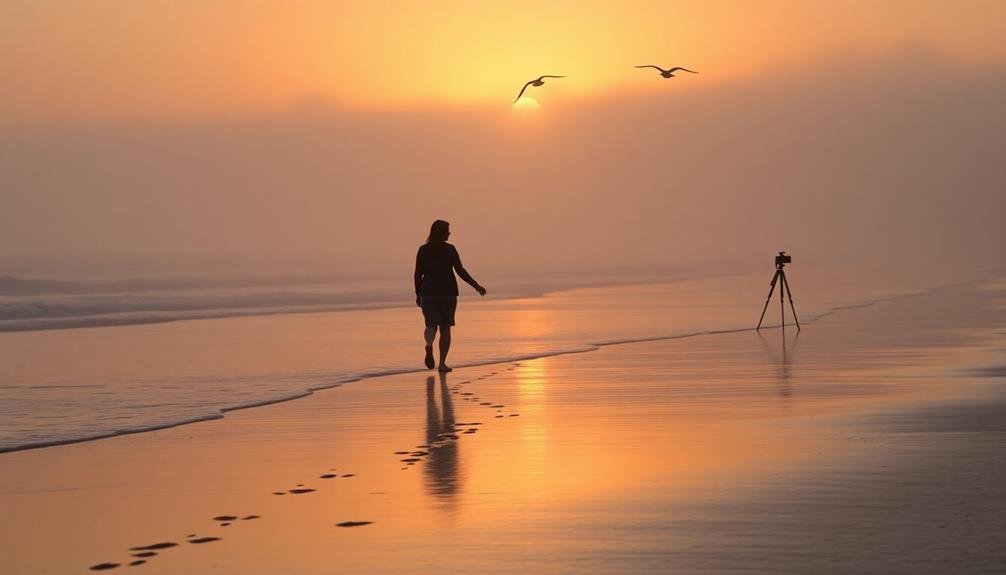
[0,265,983,452]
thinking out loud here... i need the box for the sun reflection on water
[514,360,549,484]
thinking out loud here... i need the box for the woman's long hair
[426,220,450,245]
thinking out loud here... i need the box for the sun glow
[512,97,541,112]
[6,2,1005,121]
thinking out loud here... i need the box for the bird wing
[635,65,665,72]
[514,81,533,103]
[537,75,566,80]
[669,67,698,74]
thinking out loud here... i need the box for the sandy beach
[1,279,1004,574]
[6,3,1006,573]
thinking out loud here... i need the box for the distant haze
[2,46,1004,280]
[4,1,1006,121]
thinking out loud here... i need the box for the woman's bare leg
[437,324,452,371]
[424,326,437,369]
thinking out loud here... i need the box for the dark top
[415,243,479,297]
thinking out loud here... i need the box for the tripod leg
[780,270,786,330]
[781,272,801,331]
[756,270,780,330]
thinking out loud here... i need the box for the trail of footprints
[89,469,370,570]
[89,473,370,571]
[89,364,522,571]
[395,364,521,470]
[88,517,252,571]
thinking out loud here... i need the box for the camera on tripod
[758,251,800,331]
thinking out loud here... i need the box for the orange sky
[3,0,1005,122]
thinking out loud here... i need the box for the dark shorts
[420,296,457,327]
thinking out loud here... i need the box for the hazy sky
[2,1,1005,277]
[4,0,1006,121]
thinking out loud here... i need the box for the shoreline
[0,277,988,456]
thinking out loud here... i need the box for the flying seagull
[514,75,565,103]
[635,65,699,79]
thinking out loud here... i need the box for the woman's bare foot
[437,364,453,373]
[424,346,435,370]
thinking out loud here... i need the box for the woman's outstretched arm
[451,246,486,296]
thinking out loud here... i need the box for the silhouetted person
[414,220,486,372]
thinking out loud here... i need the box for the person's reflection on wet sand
[425,374,461,507]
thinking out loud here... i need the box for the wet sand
[0,281,1004,574]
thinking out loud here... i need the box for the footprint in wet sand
[129,542,178,551]
[289,488,316,494]
[336,521,373,528]
[188,537,221,544]
[92,539,179,571]
[320,473,338,479]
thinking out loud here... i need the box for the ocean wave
[0,275,570,331]
[0,301,413,332]
[0,273,357,296]
[0,287,409,320]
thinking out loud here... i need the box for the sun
[512,96,540,112]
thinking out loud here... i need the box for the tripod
[756,257,800,331]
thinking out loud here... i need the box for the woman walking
[414,220,487,372]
